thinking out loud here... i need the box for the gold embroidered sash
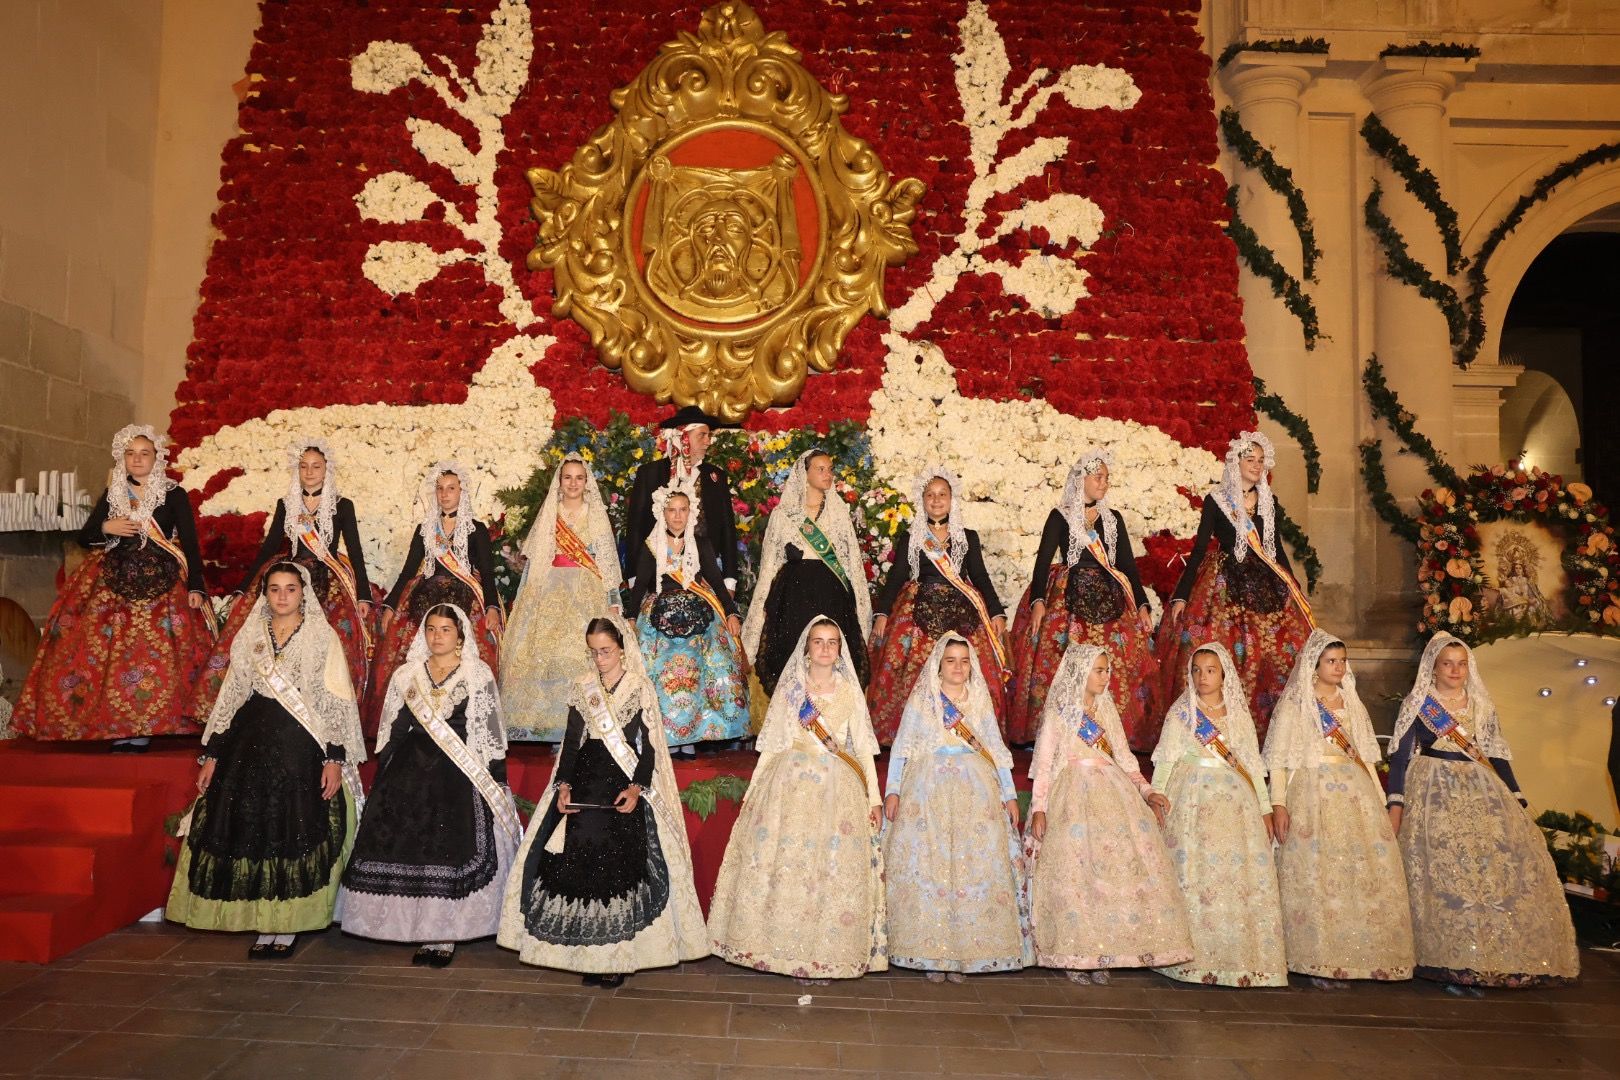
[141,518,217,639]
[1079,528,1135,607]
[296,522,371,652]
[921,536,1008,678]
[554,516,600,579]
[1220,495,1315,626]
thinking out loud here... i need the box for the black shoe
[248,942,275,960]
[268,938,298,960]
[581,973,603,987]
[412,947,434,966]
[598,973,624,988]
[424,947,454,969]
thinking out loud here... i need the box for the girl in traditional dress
[1388,632,1578,993]
[626,483,748,752]
[500,454,623,741]
[1008,449,1157,748]
[1161,433,1314,744]
[166,562,366,959]
[365,462,504,739]
[1152,643,1286,987]
[743,448,872,694]
[14,424,213,748]
[709,617,886,982]
[868,467,1007,745]
[340,605,520,967]
[883,633,1029,982]
[498,615,708,985]
[197,441,372,719]
[1027,643,1192,983]
[1265,631,1413,987]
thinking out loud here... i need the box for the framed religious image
[1476,520,1569,630]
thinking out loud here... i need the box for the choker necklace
[664,529,682,540]
[440,509,457,518]
[302,488,323,497]
[599,671,625,695]
[927,516,948,526]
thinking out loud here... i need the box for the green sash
[797,516,851,590]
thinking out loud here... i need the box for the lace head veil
[380,603,507,770]
[284,438,340,552]
[105,423,173,543]
[1059,447,1118,566]
[1035,641,1129,773]
[896,632,1014,767]
[1219,431,1277,562]
[1262,630,1380,772]
[756,614,876,758]
[1392,631,1511,759]
[649,479,702,583]
[907,464,969,578]
[520,453,622,591]
[418,461,475,578]
[1151,641,1261,776]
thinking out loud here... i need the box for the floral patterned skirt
[1400,756,1578,987]
[1155,550,1311,746]
[708,747,887,979]
[500,566,613,741]
[1275,759,1413,980]
[14,548,210,740]
[1008,569,1159,750]
[196,548,371,721]
[1030,757,1192,971]
[883,750,1029,973]
[1155,758,1287,987]
[868,582,1006,745]
[363,574,500,740]
[636,592,749,746]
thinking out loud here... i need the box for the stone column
[1222,55,1325,518]
[1454,358,1525,467]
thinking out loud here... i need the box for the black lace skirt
[404,572,479,624]
[342,720,498,900]
[1224,552,1290,614]
[185,693,346,902]
[912,581,981,638]
[758,558,869,694]
[104,541,181,603]
[1065,563,1129,624]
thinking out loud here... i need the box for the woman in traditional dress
[1152,643,1286,987]
[14,424,213,748]
[498,615,708,985]
[1160,432,1314,743]
[1388,632,1578,993]
[883,633,1028,982]
[196,441,372,719]
[340,604,520,966]
[500,454,623,741]
[743,448,872,694]
[1265,631,1413,987]
[1008,449,1158,748]
[868,467,1007,745]
[709,617,886,982]
[626,483,748,752]
[365,462,504,739]
[166,562,366,958]
[1027,643,1192,983]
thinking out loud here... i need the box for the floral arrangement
[167,0,1259,604]
[1414,466,1620,642]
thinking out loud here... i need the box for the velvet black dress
[757,541,870,694]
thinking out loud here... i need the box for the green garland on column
[1363,183,1469,350]
[1219,108,1320,282]
[1457,141,1620,365]
[1215,37,1329,70]
[1362,354,1461,489]
[1252,377,1321,493]
[1226,187,1321,348]
[1360,114,1465,274]
[1357,437,1421,544]
[1273,497,1323,591]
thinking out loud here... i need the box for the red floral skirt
[362,572,500,739]
[1007,566,1159,750]
[867,581,1007,746]
[1154,549,1312,746]
[13,546,211,740]
[194,548,373,721]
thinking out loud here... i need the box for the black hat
[657,404,737,430]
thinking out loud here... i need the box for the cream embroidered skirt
[500,565,612,741]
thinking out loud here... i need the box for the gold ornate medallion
[526,1,924,422]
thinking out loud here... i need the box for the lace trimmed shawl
[283,438,340,553]
[1060,447,1119,567]
[1035,643,1139,772]
[1151,641,1264,788]
[203,562,366,762]
[1391,631,1512,760]
[756,616,879,759]
[519,453,622,596]
[906,464,969,578]
[649,479,702,584]
[894,632,1013,768]
[742,448,872,658]
[418,461,475,579]
[104,423,174,550]
[1217,431,1277,563]
[1262,630,1381,772]
[379,604,507,771]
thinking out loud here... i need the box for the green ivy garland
[1363,183,1470,350]
[1379,41,1481,60]
[1357,436,1421,544]
[1252,377,1321,494]
[680,775,751,820]
[1360,114,1465,274]
[1225,186,1321,348]
[1457,141,1620,365]
[1219,109,1320,282]
[1273,497,1323,591]
[1362,354,1461,489]
[1215,37,1329,70]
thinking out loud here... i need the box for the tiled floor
[2,925,1617,1079]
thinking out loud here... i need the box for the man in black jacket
[623,405,741,595]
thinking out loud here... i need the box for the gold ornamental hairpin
[526,1,924,422]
